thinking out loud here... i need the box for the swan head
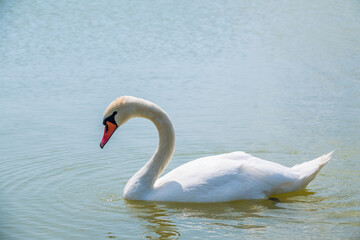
[100,96,136,148]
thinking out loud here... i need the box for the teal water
[1,1,359,239]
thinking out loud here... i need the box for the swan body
[100,96,332,202]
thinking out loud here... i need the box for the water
[1,0,359,239]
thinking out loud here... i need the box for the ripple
[1,0,360,239]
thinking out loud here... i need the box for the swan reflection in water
[124,189,318,239]
[99,96,330,238]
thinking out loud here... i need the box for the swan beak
[100,121,117,148]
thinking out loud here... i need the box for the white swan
[100,96,332,202]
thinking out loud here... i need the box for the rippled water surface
[1,1,359,239]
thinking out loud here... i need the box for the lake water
[1,0,359,239]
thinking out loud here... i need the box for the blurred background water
[0,0,359,239]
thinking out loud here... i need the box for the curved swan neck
[141,102,175,183]
[124,99,175,198]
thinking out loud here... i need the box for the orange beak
[100,121,117,148]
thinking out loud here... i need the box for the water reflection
[269,189,317,203]
[125,201,181,239]
[125,199,275,238]
[124,189,320,238]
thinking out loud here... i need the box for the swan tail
[291,151,333,189]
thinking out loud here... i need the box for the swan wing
[151,152,300,202]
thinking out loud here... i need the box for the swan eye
[103,111,118,126]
